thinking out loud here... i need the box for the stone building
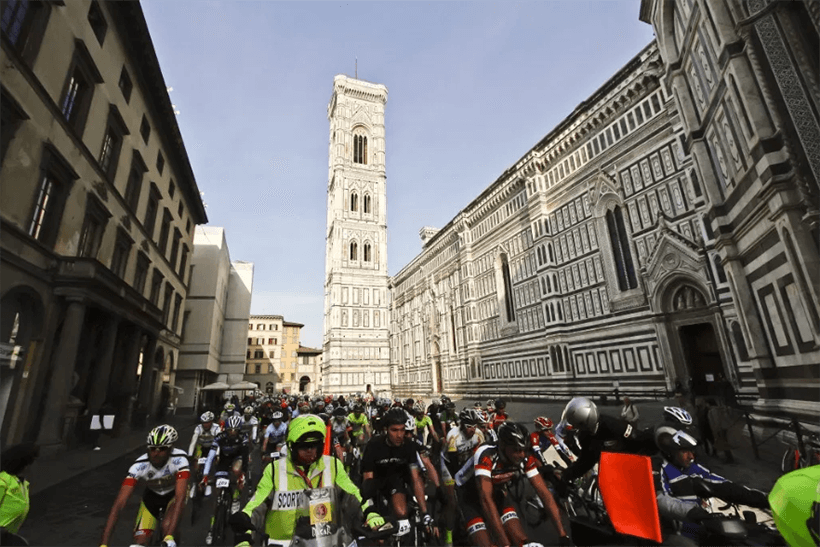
[280,320,304,393]
[389,0,819,419]
[177,227,253,411]
[0,0,207,448]
[322,75,391,395]
[296,346,323,394]
[244,314,284,395]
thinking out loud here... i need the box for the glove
[554,476,571,498]
[200,474,209,489]
[229,510,254,533]
[685,505,712,523]
[422,513,435,528]
[558,535,574,546]
[366,512,385,529]
[160,536,176,547]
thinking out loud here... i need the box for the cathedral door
[678,323,724,398]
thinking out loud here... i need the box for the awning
[229,381,258,390]
[200,381,230,391]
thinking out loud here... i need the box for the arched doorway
[299,376,311,393]
[679,323,725,398]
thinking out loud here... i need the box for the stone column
[37,299,87,446]
[115,327,144,432]
[86,317,121,415]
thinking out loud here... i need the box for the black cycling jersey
[206,430,250,474]
[361,434,421,480]
[563,414,656,482]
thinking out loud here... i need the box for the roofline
[282,321,305,327]
[249,314,284,320]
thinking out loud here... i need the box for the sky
[141,1,656,348]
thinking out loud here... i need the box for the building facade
[322,75,391,395]
[177,227,253,410]
[389,0,819,419]
[0,0,207,448]
[296,346,323,393]
[280,320,304,393]
[244,315,284,395]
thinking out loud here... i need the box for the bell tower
[322,75,391,395]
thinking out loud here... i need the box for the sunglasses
[293,441,323,451]
[148,446,170,452]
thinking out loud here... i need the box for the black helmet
[383,408,409,427]
[332,407,347,418]
[655,426,698,461]
[459,408,479,427]
[497,421,528,449]
[495,399,506,410]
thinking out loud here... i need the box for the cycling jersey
[489,411,508,430]
[203,431,250,476]
[241,415,259,441]
[472,443,539,489]
[444,427,485,473]
[348,412,369,434]
[188,423,221,456]
[330,417,351,441]
[124,448,190,496]
[361,434,421,479]
[264,422,288,448]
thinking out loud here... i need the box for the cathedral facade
[322,75,392,395]
[388,0,819,419]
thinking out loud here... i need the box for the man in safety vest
[230,414,385,547]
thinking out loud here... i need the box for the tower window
[363,194,371,214]
[501,254,515,322]
[364,243,372,262]
[349,241,358,261]
[353,132,368,164]
[350,192,358,212]
[606,206,637,291]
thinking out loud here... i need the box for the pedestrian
[674,379,686,407]
[695,397,715,456]
[620,396,640,426]
[0,442,39,546]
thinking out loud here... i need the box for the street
[19,397,780,545]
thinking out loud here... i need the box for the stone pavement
[29,410,198,496]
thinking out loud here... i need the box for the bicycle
[190,456,208,525]
[205,470,235,546]
[780,431,820,473]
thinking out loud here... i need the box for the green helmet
[287,414,326,447]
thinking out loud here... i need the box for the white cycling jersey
[125,448,190,496]
[188,423,221,456]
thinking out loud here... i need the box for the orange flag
[324,422,332,456]
[598,452,662,543]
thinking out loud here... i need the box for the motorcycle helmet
[655,426,698,461]
[561,397,599,434]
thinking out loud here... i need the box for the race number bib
[216,477,230,488]
[309,487,332,526]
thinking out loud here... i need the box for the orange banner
[598,452,662,543]
[324,423,332,456]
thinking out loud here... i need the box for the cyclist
[230,414,385,547]
[530,416,574,468]
[489,399,508,429]
[461,421,570,547]
[477,410,498,443]
[414,403,440,447]
[188,411,221,497]
[361,408,435,531]
[348,403,371,448]
[655,426,769,543]
[331,406,354,464]
[241,406,259,444]
[444,409,484,478]
[201,416,250,544]
[220,402,238,424]
[99,425,188,547]
[261,410,288,456]
[438,400,458,438]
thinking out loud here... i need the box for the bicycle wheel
[213,495,227,543]
[781,448,801,473]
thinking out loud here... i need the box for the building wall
[222,260,253,384]
[322,75,391,395]
[244,315,284,395]
[280,322,303,392]
[0,1,206,447]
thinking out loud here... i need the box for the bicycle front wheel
[781,448,800,473]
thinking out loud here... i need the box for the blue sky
[141,1,656,348]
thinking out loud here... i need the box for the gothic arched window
[606,206,637,291]
[350,192,358,212]
[501,254,515,322]
[353,130,368,164]
[363,243,372,262]
[363,194,371,214]
[349,241,358,261]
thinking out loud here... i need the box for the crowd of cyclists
[97,392,812,547]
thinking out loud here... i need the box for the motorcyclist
[230,414,385,547]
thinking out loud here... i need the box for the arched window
[606,206,637,290]
[363,194,371,214]
[363,243,372,262]
[349,241,358,260]
[353,130,368,164]
[350,192,358,212]
[501,254,515,322]
[548,244,555,263]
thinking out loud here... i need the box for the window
[257,323,264,329]
[268,338,275,344]
[363,194,371,214]
[1,0,52,65]
[256,337,264,345]
[162,283,173,324]
[363,243,372,262]
[350,192,358,212]
[349,241,358,260]
[60,41,102,137]
[247,337,253,345]
[87,1,107,46]
[186,219,192,234]
[118,66,132,103]
[168,179,175,198]
[172,293,182,332]
[158,208,172,255]
[254,350,264,359]
[178,245,189,280]
[269,351,275,358]
[139,114,150,144]
[169,228,181,269]
[177,201,183,218]
[78,194,111,259]
[149,270,163,306]
[268,364,274,373]
[110,228,133,278]
[124,151,147,211]
[143,184,160,238]
[134,252,150,294]
[99,104,128,180]
[606,206,637,291]
[156,151,164,175]
[501,254,516,322]
[1,86,29,167]
[353,131,368,164]
[255,364,261,374]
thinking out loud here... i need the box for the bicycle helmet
[495,399,506,410]
[474,401,483,409]
[656,427,698,461]
[200,411,215,423]
[478,410,491,425]
[225,415,243,430]
[561,397,599,434]
[497,421,528,449]
[405,414,416,431]
[244,405,254,415]
[272,410,283,421]
[534,416,554,431]
[147,424,178,447]
[287,414,326,447]
[352,404,364,413]
[459,408,479,427]
[332,407,347,418]
[383,408,410,427]
[663,406,693,426]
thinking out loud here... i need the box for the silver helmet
[561,397,599,434]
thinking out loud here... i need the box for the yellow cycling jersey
[347,413,368,433]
